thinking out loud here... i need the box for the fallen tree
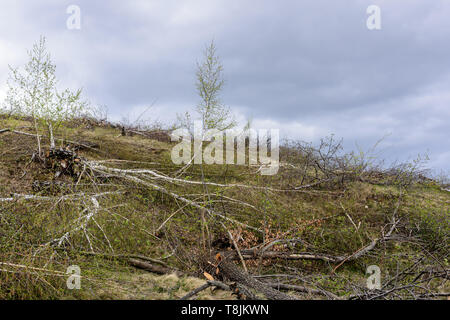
[206,253,298,300]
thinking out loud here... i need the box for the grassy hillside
[0,115,448,300]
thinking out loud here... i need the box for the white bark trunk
[49,123,55,149]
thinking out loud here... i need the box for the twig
[180,280,231,300]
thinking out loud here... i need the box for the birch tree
[196,40,235,132]
[177,40,236,134]
[6,36,87,156]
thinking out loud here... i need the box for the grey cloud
[0,0,449,171]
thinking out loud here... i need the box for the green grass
[0,116,448,299]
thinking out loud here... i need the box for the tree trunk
[49,123,55,149]
[33,118,42,157]
[216,257,297,300]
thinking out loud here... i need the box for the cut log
[214,256,297,300]
[45,147,83,177]
[128,258,185,277]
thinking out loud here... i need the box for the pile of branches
[68,156,448,299]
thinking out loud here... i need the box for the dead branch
[0,191,123,203]
[1,128,102,152]
[180,280,231,300]
[60,250,170,268]
[211,255,297,300]
[88,164,262,233]
[45,196,100,248]
[264,282,340,300]
[228,250,342,263]
[89,162,326,192]
[128,258,185,277]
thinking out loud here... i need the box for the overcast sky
[0,1,449,173]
